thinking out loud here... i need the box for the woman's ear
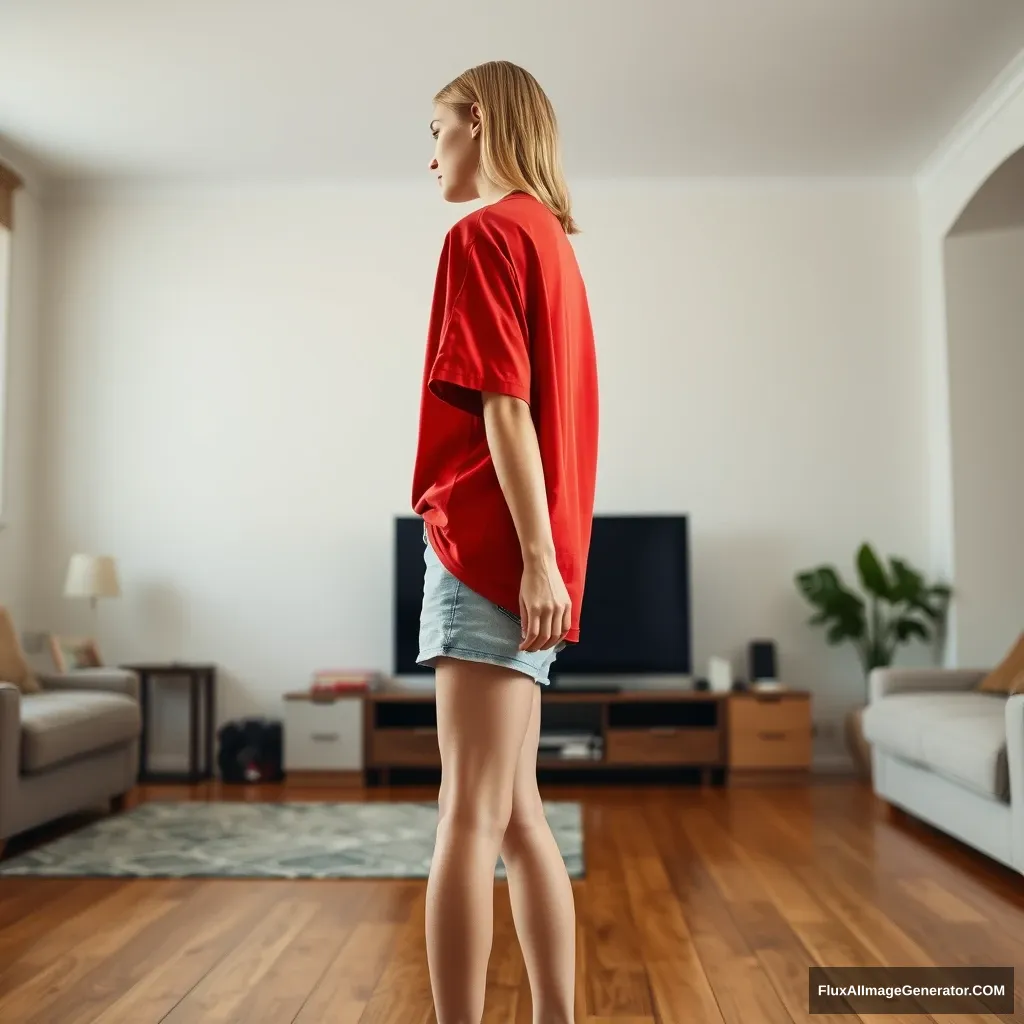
[469,102,483,139]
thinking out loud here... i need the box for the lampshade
[64,554,121,600]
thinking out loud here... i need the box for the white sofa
[862,666,1024,874]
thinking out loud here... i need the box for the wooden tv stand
[363,685,810,786]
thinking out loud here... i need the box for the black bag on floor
[217,717,284,783]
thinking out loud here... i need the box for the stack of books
[309,669,379,696]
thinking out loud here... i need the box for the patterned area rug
[0,801,585,879]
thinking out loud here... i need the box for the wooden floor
[0,779,1022,1023]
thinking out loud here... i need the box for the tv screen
[392,514,691,678]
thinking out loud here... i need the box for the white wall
[36,179,927,768]
[917,48,1024,664]
[943,224,1024,666]
[0,180,42,632]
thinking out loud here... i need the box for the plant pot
[845,705,872,781]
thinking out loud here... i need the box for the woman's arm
[481,391,571,652]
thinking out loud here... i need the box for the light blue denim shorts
[416,527,565,685]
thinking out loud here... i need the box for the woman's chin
[441,180,477,205]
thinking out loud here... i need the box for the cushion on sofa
[0,607,42,695]
[862,691,1009,801]
[19,690,141,773]
[976,631,1024,694]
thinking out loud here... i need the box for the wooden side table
[725,689,812,784]
[282,690,364,787]
[121,662,217,784]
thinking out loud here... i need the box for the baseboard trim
[284,770,363,787]
[812,754,858,776]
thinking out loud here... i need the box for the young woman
[410,60,599,1023]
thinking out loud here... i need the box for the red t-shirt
[410,192,599,643]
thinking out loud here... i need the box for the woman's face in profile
[429,103,481,205]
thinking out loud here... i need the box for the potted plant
[794,542,951,777]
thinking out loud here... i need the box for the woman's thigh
[434,657,537,823]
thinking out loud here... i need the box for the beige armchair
[0,608,141,857]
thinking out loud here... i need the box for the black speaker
[217,717,284,783]
[748,639,777,682]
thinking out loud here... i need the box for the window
[0,162,21,527]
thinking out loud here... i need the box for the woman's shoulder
[451,195,564,264]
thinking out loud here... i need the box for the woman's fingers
[558,604,572,645]
[520,602,569,651]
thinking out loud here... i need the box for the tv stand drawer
[606,727,721,765]
[729,729,810,769]
[727,693,811,770]
[370,727,440,767]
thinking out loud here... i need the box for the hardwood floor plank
[694,791,935,1024]
[354,886,435,1024]
[576,802,657,1019]
[222,882,377,1024]
[16,880,221,1024]
[654,803,850,1024]
[158,896,323,1023]
[0,781,1020,1024]
[898,876,988,924]
[609,803,726,1024]
[0,877,88,930]
[0,882,188,1022]
[781,793,1024,1015]
[291,917,406,1022]
[736,789,1003,1024]
[0,879,123,970]
[0,880,133,987]
[585,1017,656,1023]
[86,883,286,1024]
[17,881,230,1024]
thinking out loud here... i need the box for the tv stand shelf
[362,686,811,785]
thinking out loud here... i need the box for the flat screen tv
[393,514,691,682]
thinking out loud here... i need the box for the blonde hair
[434,61,579,235]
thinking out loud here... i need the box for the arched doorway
[917,52,1024,666]
[941,144,1024,666]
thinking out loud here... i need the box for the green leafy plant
[795,542,952,684]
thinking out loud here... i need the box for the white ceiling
[2,0,1024,185]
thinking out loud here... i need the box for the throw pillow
[977,631,1024,694]
[0,606,42,695]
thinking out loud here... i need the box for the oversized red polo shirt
[411,192,599,643]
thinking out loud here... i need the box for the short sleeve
[429,226,530,415]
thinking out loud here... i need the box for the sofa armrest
[37,668,140,701]
[1,683,22,822]
[1006,696,1024,867]
[868,666,987,702]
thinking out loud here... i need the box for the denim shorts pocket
[494,603,521,624]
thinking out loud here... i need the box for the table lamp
[64,554,121,631]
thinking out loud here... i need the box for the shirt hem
[425,523,580,644]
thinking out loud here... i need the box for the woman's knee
[503,789,548,850]
[438,778,515,842]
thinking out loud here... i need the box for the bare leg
[500,685,577,1024]
[427,657,537,1024]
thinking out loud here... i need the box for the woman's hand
[519,552,571,652]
